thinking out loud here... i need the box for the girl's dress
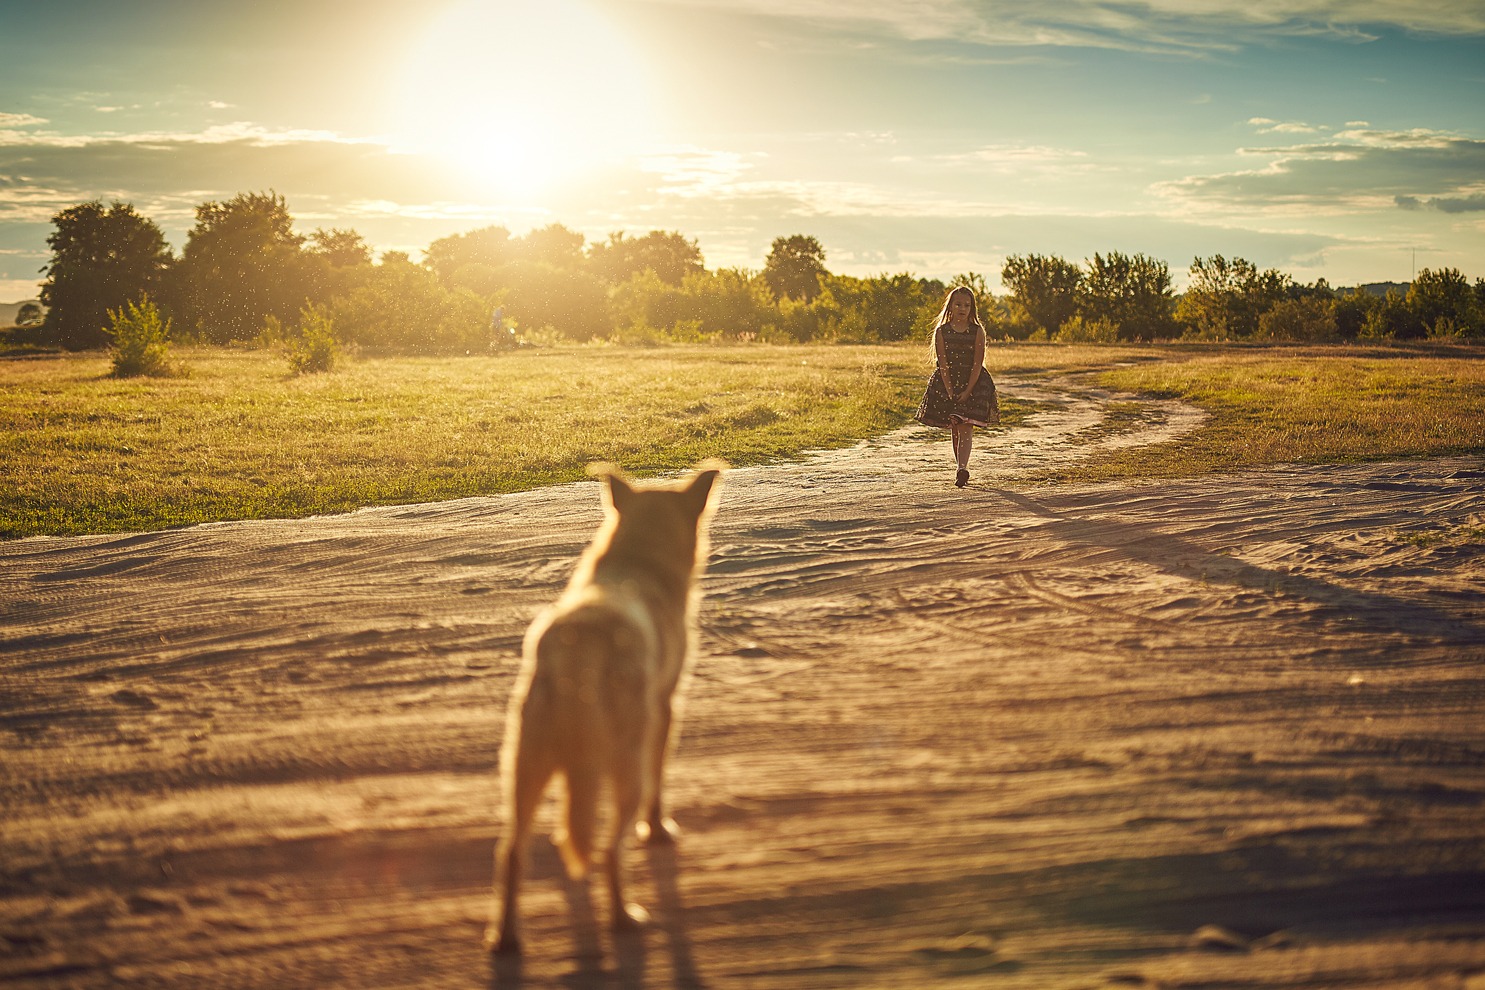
[914,325,999,428]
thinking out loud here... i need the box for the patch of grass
[1074,345,1485,481]
[4,341,1480,537]
[1,345,936,538]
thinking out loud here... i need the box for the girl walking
[914,285,999,487]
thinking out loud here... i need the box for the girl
[914,285,999,487]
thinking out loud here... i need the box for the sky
[2,0,1484,302]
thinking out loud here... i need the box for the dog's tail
[531,598,652,879]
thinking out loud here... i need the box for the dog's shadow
[489,838,701,989]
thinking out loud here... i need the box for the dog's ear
[684,461,724,513]
[588,462,635,512]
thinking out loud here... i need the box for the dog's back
[489,463,722,954]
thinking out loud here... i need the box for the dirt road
[3,376,1484,988]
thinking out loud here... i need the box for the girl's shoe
[955,468,969,488]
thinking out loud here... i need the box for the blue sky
[2,0,1483,301]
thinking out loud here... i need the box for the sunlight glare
[391,0,661,201]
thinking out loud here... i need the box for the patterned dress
[915,325,999,428]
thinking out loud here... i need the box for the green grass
[3,342,1481,539]
[0,345,946,538]
[1075,344,1485,480]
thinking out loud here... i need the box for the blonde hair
[931,285,983,333]
[928,285,982,360]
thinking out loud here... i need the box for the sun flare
[390,0,661,201]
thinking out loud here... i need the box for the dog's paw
[613,902,651,931]
[636,816,680,845]
[485,925,522,955]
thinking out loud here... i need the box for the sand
[2,374,1483,989]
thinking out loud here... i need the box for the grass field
[2,342,1481,538]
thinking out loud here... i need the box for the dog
[486,461,723,954]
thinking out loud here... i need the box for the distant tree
[308,228,372,268]
[1360,289,1423,339]
[306,227,373,302]
[814,272,942,342]
[1255,296,1337,341]
[328,252,490,353]
[588,230,704,286]
[1000,254,1082,335]
[1176,255,1290,340]
[424,225,513,284]
[173,191,309,343]
[39,201,172,349]
[16,302,42,326]
[1407,267,1479,336]
[1332,287,1376,340]
[1081,251,1176,339]
[501,259,611,340]
[763,235,828,302]
[518,223,586,270]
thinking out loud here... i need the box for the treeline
[22,191,1485,353]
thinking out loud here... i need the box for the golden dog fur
[487,462,723,954]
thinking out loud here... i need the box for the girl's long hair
[928,285,983,359]
[931,285,983,332]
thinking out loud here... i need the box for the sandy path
[2,375,1484,989]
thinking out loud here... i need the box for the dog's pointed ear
[685,459,725,513]
[588,462,634,511]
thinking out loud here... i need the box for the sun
[390,0,661,201]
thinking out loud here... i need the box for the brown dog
[487,462,723,954]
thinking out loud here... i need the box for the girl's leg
[949,425,964,467]
[960,425,974,469]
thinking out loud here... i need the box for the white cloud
[1156,127,1485,217]
[0,112,48,127]
[1248,117,1321,134]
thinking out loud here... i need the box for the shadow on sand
[489,840,701,989]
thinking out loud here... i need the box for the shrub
[1055,314,1120,343]
[286,304,338,374]
[106,296,174,377]
[1255,296,1337,342]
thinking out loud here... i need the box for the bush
[1255,297,1337,342]
[286,304,338,374]
[106,296,174,377]
[1054,314,1120,343]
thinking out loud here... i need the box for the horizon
[2,0,1482,300]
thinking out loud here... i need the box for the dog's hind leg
[486,743,554,955]
[606,754,651,930]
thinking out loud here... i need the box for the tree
[518,224,586,270]
[763,235,828,302]
[327,253,491,353]
[1081,252,1176,340]
[1255,296,1337,341]
[1407,267,1479,336]
[424,225,513,284]
[1000,254,1081,335]
[16,302,42,326]
[1176,255,1291,340]
[39,201,172,349]
[174,191,310,343]
[308,228,372,268]
[588,230,704,286]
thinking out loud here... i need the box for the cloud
[1396,193,1485,213]
[1156,128,1485,215]
[902,144,1099,174]
[645,0,1485,56]
[1248,117,1322,134]
[0,112,48,127]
